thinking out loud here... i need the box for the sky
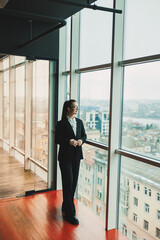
[80,69,110,100]
[80,61,160,101]
[79,0,160,101]
[124,62,160,100]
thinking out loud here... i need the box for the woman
[55,99,87,225]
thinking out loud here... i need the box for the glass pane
[121,62,160,160]
[31,60,49,168]
[79,0,113,68]
[123,0,160,59]
[3,57,9,70]
[3,71,9,142]
[77,144,108,220]
[66,17,71,71]
[15,65,25,150]
[15,56,25,65]
[80,70,110,145]
[119,156,160,240]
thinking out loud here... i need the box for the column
[70,12,80,101]
[9,56,15,156]
[24,60,32,169]
[58,25,68,119]
[0,60,3,147]
[106,0,125,230]
[48,61,58,189]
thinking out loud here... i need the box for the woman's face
[68,101,79,116]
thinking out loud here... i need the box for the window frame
[144,220,149,230]
[156,227,160,238]
[122,224,128,236]
[144,203,150,214]
[157,193,160,202]
[131,231,137,240]
[133,197,138,207]
[133,213,137,222]
[157,210,160,220]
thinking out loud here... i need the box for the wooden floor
[0,190,128,240]
[0,148,47,199]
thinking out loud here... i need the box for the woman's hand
[70,139,78,147]
[77,139,83,146]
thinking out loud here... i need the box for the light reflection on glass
[15,65,25,150]
[31,60,49,168]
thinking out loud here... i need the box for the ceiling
[0,0,96,59]
[5,0,96,20]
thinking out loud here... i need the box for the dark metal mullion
[62,63,112,75]
[29,157,48,172]
[62,53,160,74]
[62,71,71,76]
[85,139,109,150]
[0,68,10,73]
[75,63,112,73]
[12,62,26,69]
[115,149,160,168]
[118,54,160,67]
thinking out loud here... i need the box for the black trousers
[59,157,80,217]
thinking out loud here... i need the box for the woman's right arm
[55,121,70,146]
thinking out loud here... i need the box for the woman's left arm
[80,120,87,144]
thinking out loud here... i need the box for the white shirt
[67,116,77,136]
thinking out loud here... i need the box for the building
[0,0,160,239]
[120,158,160,240]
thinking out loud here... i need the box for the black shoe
[61,205,76,216]
[65,215,79,225]
[61,205,68,215]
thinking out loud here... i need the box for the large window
[58,2,113,223]
[121,62,160,160]
[15,65,25,150]
[0,56,52,195]
[31,60,49,168]
[119,0,160,238]
[57,0,160,233]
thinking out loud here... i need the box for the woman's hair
[61,99,77,120]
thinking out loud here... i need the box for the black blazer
[55,117,87,162]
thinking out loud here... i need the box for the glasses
[71,106,79,110]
